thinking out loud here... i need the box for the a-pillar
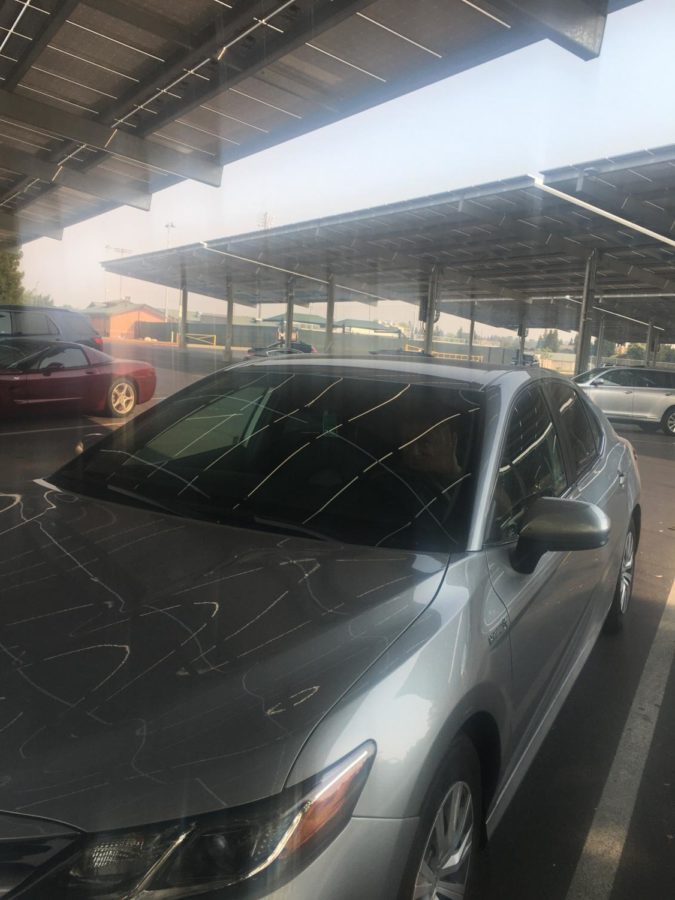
[325,272,335,354]
[178,275,188,349]
[575,249,599,375]
[423,265,440,355]
[285,276,295,350]
[224,274,234,363]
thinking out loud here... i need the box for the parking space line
[565,576,675,900]
[0,424,116,438]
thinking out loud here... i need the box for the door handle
[618,470,626,487]
[623,390,632,394]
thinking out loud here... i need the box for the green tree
[657,344,675,363]
[21,289,53,307]
[537,329,560,352]
[0,249,23,304]
[624,343,645,360]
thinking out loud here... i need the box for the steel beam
[81,0,194,49]
[0,210,62,241]
[495,0,609,60]
[3,0,81,91]
[0,146,151,211]
[554,174,675,240]
[0,90,221,187]
[133,0,377,138]
[575,249,600,375]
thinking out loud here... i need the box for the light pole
[105,244,132,300]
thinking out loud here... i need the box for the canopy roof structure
[104,143,675,344]
[0,0,636,245]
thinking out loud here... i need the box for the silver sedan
[0,357,640,899]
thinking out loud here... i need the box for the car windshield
[52,367,482,552]
[573,367,607,384]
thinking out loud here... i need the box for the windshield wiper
[252,516,331,542]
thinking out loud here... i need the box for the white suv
[575,366,675,435]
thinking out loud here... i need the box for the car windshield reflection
[52,366,482,552]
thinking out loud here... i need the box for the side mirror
[511,497,610,574]
[590,377,605,386]
[42,362,64,375]
[75,431,107,455]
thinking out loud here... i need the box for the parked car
[511,351,540,366]
[574,365,675,435]
[246,339,317,358]
[0,338,156,417]
[0,304,103,350]
[0,356,639,899]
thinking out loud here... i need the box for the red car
[0,339,156,418]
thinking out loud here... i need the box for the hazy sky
[19,0,675,337]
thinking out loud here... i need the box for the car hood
[0,484,448,832]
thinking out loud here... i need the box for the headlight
[22,742,375,899]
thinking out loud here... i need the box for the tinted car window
[12,310,58,336]
[545,381,599,480]
[0,339,50,369]
[600,368,638,386]
[53,369,483,552]
[488,383,567,543]
[36,347,88,370]
[636,370,673,388]
[0,311,10,334]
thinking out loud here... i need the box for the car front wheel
[661,406,675,436]
[402,736,482,900]
[603,520,636,634]
[107,378,137,417]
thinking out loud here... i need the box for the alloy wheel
[667,409,675,435]
[413,780,474,899]
[111,382,135,415]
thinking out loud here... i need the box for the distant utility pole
[164,222,176,322]
[105,244,132,301]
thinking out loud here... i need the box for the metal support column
[646,320,654,367]
[285,277,295,350]
[653,331,661,365]
[467,301,476,362]
[325,272,335,354]
[575,249,599,375]
[178,275,188,349]
[224,273,234,363]
[518,317,527,366]
[423,265,440,355]
[595,314,605,367]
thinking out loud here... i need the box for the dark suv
[0,305,103,350]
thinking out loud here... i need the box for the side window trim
[483,381,568,548]
[542,379,601,485]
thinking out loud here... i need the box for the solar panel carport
[102,142,675,372]
[0,0,638,245]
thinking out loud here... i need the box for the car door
[18,345,92,410]
[631,370,674,422]
[483,382,598,748]
[584,367,636,417]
